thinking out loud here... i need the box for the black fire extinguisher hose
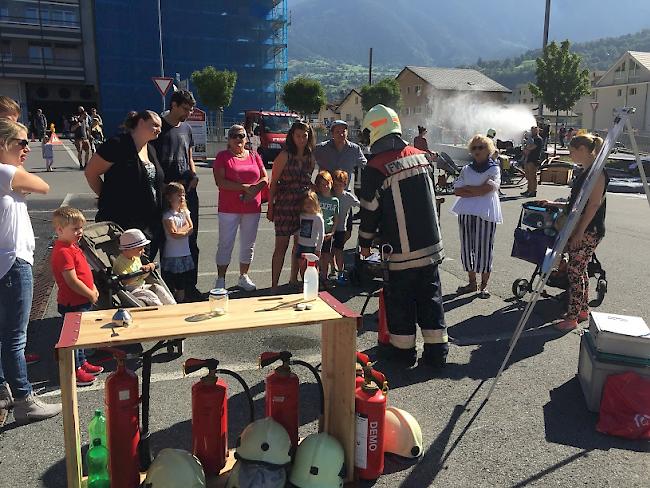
[216,368,256,424]
[138,340,171,471]
[291,360,325,417]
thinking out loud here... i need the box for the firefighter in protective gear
[359,104,448,367]
[226,460,287,488]
[289,432,345,488]
[142,448,206,488]
[235,417,292,466]
[383,407,423,459]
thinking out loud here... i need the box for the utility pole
[538,0,551,123]
[368,48,373,86]
[157,0,165,111]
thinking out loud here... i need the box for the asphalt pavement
[0,140,648,487]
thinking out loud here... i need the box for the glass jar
[208,288,228,315]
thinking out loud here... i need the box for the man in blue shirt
[314,120,366,191]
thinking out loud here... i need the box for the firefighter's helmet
[142,448,206,488]
[289,432,345,488]
[487,128,497,138]
[362,104,402,147]
[383,407,423,459]
[235,417,292,466]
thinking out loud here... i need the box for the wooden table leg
[59,348,82,488]
[321,317,357,482]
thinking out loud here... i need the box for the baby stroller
[510,202,608,305]
[79,221,183,354]
[434,152,462,194]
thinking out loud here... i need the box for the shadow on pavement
[543,377,650,453]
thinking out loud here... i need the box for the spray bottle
[302,253,319,301]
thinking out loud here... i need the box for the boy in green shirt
[315,171,339,284]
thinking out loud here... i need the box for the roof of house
[595,51,650,87]
[340,88,361,106]
[399,66,511,93]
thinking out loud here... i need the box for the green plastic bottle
[88,409,107,448]
[86,438,110,488]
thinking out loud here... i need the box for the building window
[426,107,433,116]
[406,86,411,94]
[0,41,11,62]
[28,45,53,64]
[355,96,358,104]
[415,84,422,95]
[415,106,422,114]
[614,63,626,81]
[629,61,639,79]
[629,87,637,96]
[345,113,351,121]
[617,89,622,97]
[405,107,411,115]
[25,8,39,24]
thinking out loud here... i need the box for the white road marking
[40,353,322,397]
[61,140,80,165]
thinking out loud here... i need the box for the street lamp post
[538,0,551,121]
[157,0,165,111]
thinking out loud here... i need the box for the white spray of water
[423,92,537,144]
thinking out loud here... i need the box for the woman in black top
[84,110,165,257]
[553,133,608,331]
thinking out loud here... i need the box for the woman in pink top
[213,125,268,291]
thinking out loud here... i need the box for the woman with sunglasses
[213,125,268,291]
[0,119,62,426]
[451,134,503,298]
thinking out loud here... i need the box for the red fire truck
[244,110,299,166]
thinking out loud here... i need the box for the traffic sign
[590,102,599,111]
[152,77,174,97]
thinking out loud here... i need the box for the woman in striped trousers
[450,135,503,298]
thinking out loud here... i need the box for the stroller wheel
[596,279,607,304]
[512,279,529,299]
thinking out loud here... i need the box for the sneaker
[578,310,590,322]
[75,368,96,386]
[520,190,530,196]
[214,277,226,290]
[13,392,62,424]
[553,319,578,332]
[25,353,40,366]
[81,361,104,376]
[527,192,537,198]
[237,274,256,291]
[0,382,13,427]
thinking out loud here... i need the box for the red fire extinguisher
[104,348,141,488]
[259,351,324,449]
[377,289,390,345]
[183,358,254,475]
[355,352,387,392]
[355,364,388,480]
[378,244,393,346]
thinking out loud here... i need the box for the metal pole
[537,0,551,121]
[157,0,165,111]
[591,107,597,132]
[368,48,373,86]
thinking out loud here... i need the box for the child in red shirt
[50,206,103,386]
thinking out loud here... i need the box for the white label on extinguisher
[355,413,368,469]
[118,390,130,401]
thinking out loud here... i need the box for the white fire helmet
[362,104,402,147]
[289,432,345,488]
[383,407,423,459]
[142,448,206,488]
[235,417,292,466]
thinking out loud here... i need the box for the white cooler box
[589,312,650,359]
[578,331,650,412]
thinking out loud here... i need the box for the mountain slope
[288,0,650,66]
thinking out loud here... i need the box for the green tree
[529,40,591,154]
[282,77,326,117]
[360,78,402,112]
[191,66,237,141]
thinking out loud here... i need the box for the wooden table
[55,292,360,488]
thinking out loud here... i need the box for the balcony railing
[0,56,83,68]
[0,15,80,29]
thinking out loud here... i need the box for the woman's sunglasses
[13,138,29,148]
[471,145,486,151]
[229,133,246,140]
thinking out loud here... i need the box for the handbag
[511,210,556,265]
